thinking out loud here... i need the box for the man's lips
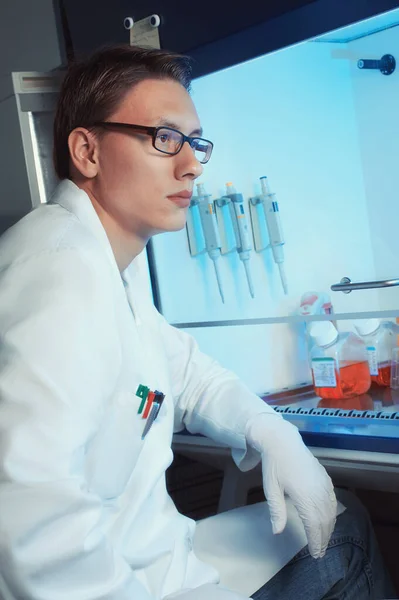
[167,190,193,208]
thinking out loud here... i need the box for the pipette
[186,195,206,257]
[224,182,255,298]
[259,176,288,295]
[196,183,225,303]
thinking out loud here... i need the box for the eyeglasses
[93,122,214,164]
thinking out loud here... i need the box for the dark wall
[60,0,316,57]
[60,0,399,77]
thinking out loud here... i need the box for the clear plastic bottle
[309,321,371,399]
[299,291,336,362]
[354,318,397,387]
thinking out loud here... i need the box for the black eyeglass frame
[93,121,214,164]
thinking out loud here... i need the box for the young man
[0,45,394,600]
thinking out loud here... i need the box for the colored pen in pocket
[141,391,165,440]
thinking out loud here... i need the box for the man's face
[91,78,204,238]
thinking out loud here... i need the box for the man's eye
[158,133,170,144]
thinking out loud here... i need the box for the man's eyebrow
[156,118,203,137]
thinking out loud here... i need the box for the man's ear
[68,127,100,178]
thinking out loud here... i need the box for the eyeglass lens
[154,128,212,164]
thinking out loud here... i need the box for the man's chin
[154,214,188,235]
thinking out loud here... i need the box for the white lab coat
[0,180,294,600]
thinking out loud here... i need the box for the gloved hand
[246,413,337,559]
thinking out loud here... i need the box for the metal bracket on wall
[123,14,161,49]
[357,54,396,75]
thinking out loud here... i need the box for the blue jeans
[252,489,396,600]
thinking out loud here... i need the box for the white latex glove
[246,413,337,559]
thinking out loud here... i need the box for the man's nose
[174,141,204,180]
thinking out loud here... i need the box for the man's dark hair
[53,44,192,180]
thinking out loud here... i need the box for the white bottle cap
[354,318,380,337]
[308,321,338,347]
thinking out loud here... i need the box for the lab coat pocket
[85,391,145,500]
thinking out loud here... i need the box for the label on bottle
[366,346,378,376]
[311,358,337,387]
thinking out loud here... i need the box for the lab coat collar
[50,180,146,318]
[50,179,120,275]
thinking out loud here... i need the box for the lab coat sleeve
[156,313,282,471]
[0,249,154,600]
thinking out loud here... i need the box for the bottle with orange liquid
[354,319,398,387]
[309,321,371,400]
